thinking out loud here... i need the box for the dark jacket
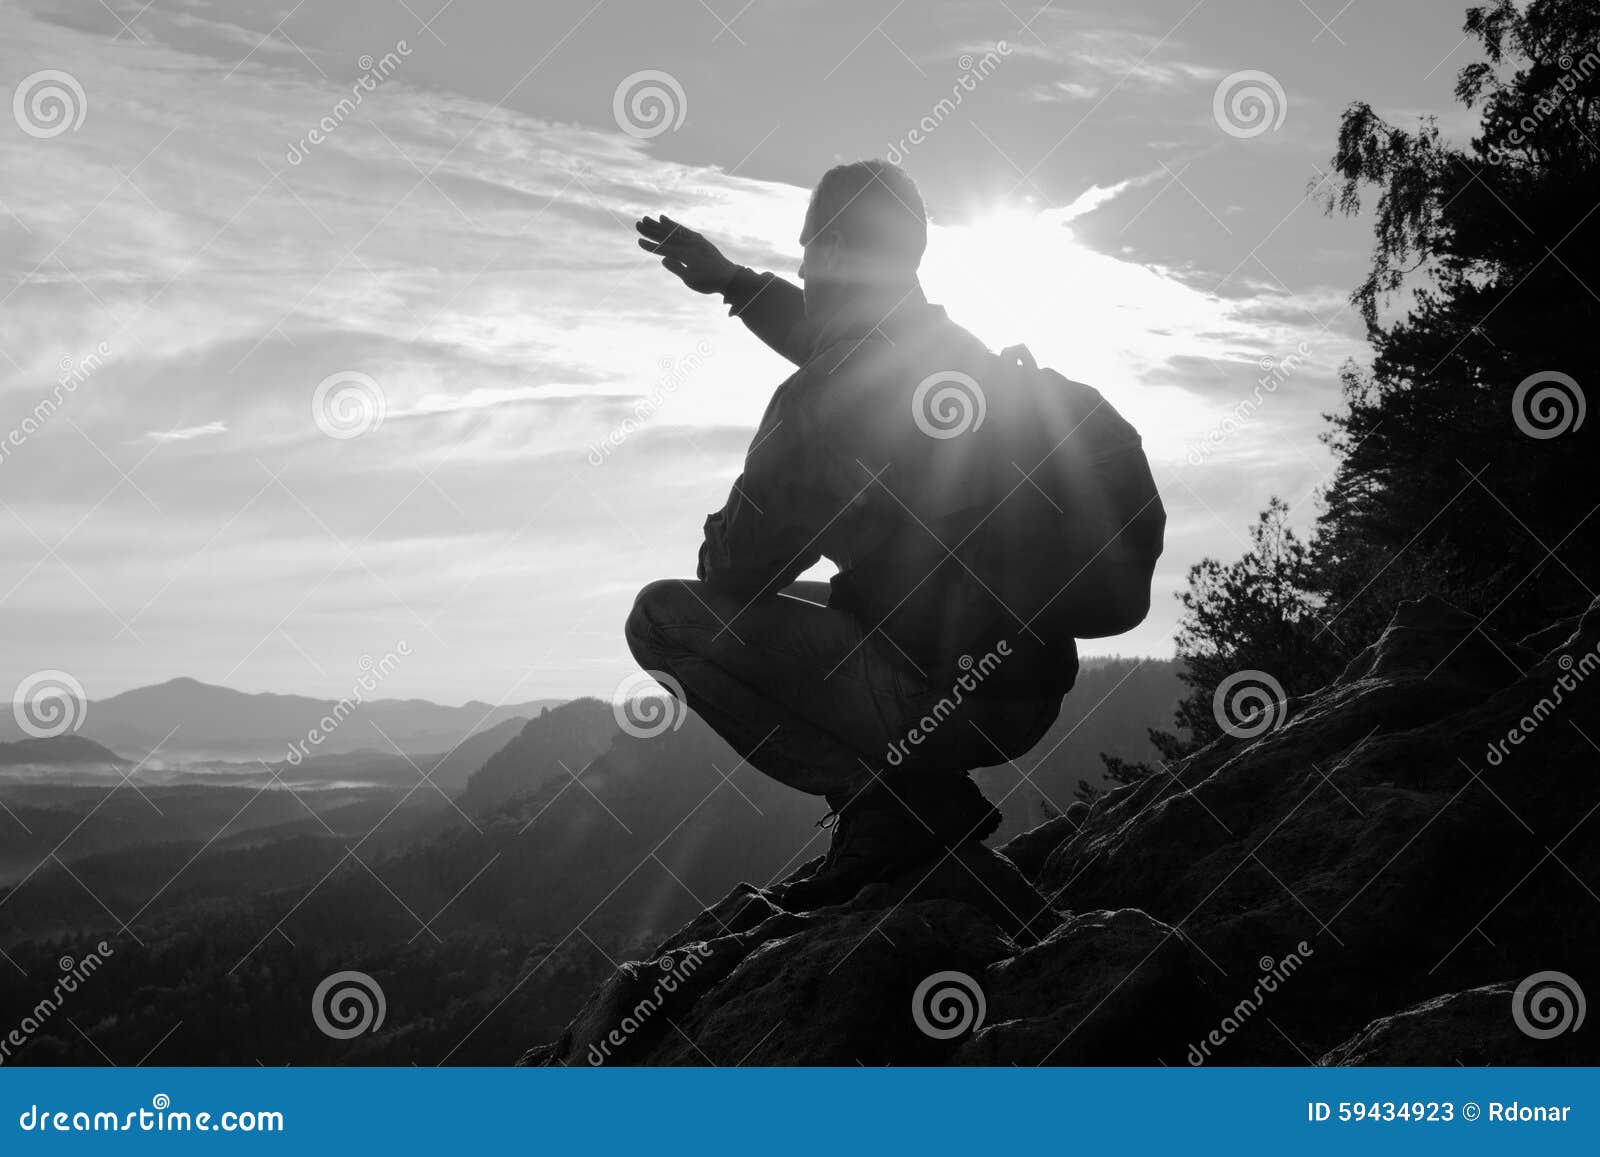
[697,268,1077,699]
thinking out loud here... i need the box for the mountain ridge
[0,734,128,766]
[1,675,564,760]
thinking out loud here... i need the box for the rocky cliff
[526,595,1599,1065]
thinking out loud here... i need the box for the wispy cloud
[1047,174,1149,222]
[1029,79,1102,104]
[146,421,228,441]
[1003,24,1226,91]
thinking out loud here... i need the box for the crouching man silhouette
[628,161,1076,903]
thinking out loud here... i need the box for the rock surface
[528,595,1600,1065]
[1320,984,1593,1066]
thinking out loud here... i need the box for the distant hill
[0,734,127,767]
[458,698,619,815]
[266,715,530,794]
[0,676,563,761]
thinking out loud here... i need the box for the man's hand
[636,215,739,295]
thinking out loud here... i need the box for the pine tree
[1313,0,1600,644]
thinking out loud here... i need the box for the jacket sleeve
[721,268,815,366]
[697,379,830,600]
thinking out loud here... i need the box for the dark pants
[624,578,1063,802]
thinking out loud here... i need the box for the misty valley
[0,664,1178,1064]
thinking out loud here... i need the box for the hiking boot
[891,773,1004,848]
[770,774,1001,908]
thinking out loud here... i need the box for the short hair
[802,160,927,270]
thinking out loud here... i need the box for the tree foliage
[1315,0,1600,640]
[1135,0,1599,777]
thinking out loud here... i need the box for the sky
[0,0,1491,704]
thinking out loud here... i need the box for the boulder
[953,908,1224,1065]
[1322,983,1597,1065]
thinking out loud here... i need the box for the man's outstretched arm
[717,268,811,365]
[636,215,813,365]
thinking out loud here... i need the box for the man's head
[798,160,926,318]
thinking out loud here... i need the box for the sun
[919,201,1235,461]
[921,205,1068,351]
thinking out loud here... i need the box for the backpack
[891,343,1165,648]
[826,337,1165,697]
[987,343,1164,639]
